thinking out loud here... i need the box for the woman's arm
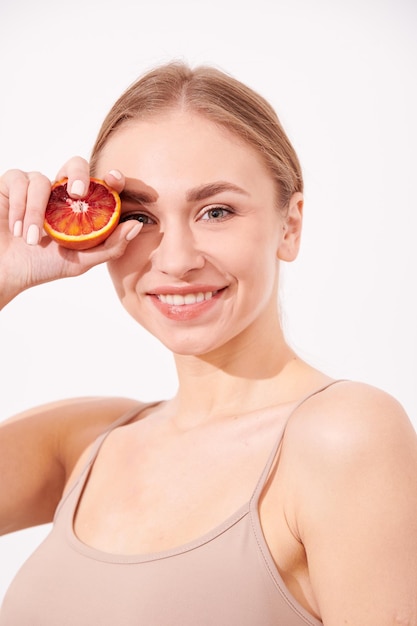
[0,158,143,534]
[290,382,417,625]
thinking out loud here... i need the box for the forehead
[95,110,272,184]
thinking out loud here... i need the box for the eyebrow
[119,189,157,205]
[186,181,250,202]
[120,181,249,206]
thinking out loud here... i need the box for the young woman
[1,62,416,625]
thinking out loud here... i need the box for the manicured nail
[125,222,142,241]
[109,169,122,180]
[26,224,40,246]
[13,220,23,237]
[70,179,85,196]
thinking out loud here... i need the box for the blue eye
[120,213,155,224]
[200,206,232,221]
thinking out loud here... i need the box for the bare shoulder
[285,380,416,463]
[3,395,144,458]
[52,396,146,470]
[5,394,143,423]
[0,396,144,533]
[280,378,417,541]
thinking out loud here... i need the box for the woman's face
[96,110,300,356]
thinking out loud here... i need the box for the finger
[4,170,30,236]
[90,220,143,262]
[64,220,143,274]
[102,169,125,195]
[55,156,90,199]
[23,172,52,245]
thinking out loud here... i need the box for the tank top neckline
[63,380,343,565]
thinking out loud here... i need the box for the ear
[277,192,303,262]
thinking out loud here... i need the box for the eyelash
[199,205,233,221]
[119,205,233,225]
[119,212,155,225]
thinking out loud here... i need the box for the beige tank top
[0,386,336,625]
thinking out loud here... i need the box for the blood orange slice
[44,177,121,250]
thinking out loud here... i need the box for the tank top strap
[84,401,159,466]
[54,401,159,520]
[250,380,345,506]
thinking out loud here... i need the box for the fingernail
[109,169,122,180]
[125,222,142,241]
[13,220,23,237]
[70,179,85,196]
[26,224,40,246]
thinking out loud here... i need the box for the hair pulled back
[90,62,303,209]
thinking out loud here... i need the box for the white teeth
[173,294,184,305]
[184,293,198,304]
[158,291,215,305]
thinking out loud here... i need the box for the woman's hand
[0,157,142,309]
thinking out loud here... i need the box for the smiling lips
[157,291,218,306]
[149,288,225,320]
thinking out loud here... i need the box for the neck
[169,315,300,428]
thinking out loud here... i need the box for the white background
[0,0,416,604]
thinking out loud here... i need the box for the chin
[153,327,233,358]
[162,338,220,358]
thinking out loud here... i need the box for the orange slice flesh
[44,177,121,250]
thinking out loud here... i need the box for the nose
[151,223,205,278]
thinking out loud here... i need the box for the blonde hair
[90,62,303,209]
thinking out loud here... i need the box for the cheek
[109,230,154,278]
[234,230,279,273]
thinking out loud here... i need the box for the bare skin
[1,110,416,625]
